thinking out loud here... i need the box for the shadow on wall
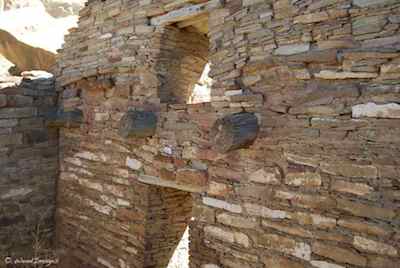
[0,29,56,75]
[155,26,209,104]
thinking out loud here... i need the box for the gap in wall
[187,63,212,104]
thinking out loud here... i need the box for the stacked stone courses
[54,0,400,267]
[0,72,58,259]
[1,0,400,268]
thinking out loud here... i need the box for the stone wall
[55,0,400,268]
[0,71,58,259]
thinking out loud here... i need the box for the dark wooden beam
[119,111,158,138]
[211,112,259,153]
[46,108,83,128]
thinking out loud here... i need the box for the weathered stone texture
[50,0,400,267]
[0,72,58,258]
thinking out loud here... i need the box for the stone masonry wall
[55,1,400,268]
[0,72,58,260]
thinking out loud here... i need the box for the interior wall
[0,72,58,259]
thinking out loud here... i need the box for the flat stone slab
[138,175,206,193]
[352,102,400,119]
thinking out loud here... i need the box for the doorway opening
[145,12,212,268]
[144,186,193,268]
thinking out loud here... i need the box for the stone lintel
[138,175,206,193]
[150,0,222,26]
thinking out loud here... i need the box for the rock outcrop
[0,29,55,74]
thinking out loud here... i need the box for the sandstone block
[353,16,386,35]
[207,181,231,196]
[285,49,338,64]
[273,0,293,19]
[381,61,400,74]
[94,112,110,121]
[75,151,107,162]
[204,226,250,248]
[176,168,208,187]
[274,43,310,56]
[217,213,258,229]
[353,0,398,7]
[275,191,336,209]
[312,242,367,267]
[116,208,143,222]
[248,167,281,184]
[139,174,205,192]
[126,157,143,171]
[320,162,378,178]
[294,69,311,80]
[135,25,155,34]
[338,218,390,237]
[353,236,397,257]
[337,198,396,220]
[202,265,220,268]
[361,34,400,48]
[317,39,358,49]
[315,70,378,79]
[100,33,112,39]
[256,233,311,260]
[310,260,345,268]
[78,178,103,192]
[291,212,336,229]
[285,172,322,187]
[294,12,329,24]
[241,75,261,87]
[244,203,289,219]
[285,152,320,168]
[193,204,215,223]
[242,0,265,6]
[97,257,115,268]
[352,102,400,119]
[332,180,373,196]
[262,220,313,238]
[367,256,399,268]
[202,197,242,213]
[86,199,112,215]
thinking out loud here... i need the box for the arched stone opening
[141,13,213,268]
[155,25,210,104]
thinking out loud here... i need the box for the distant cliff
[0,29,56,74]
